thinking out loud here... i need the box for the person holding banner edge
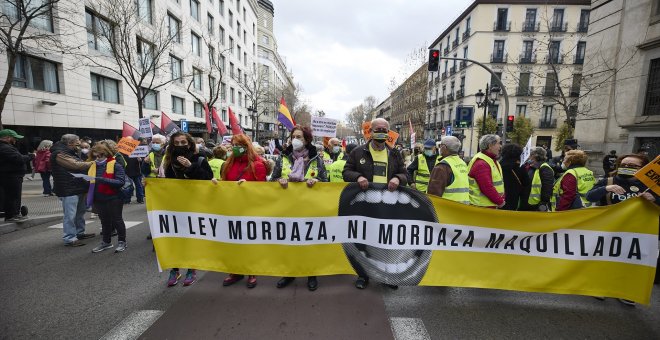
[467,134,505,209]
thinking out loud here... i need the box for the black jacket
[500,158,530,211]
[0,140,33,176]
[165,154,213,180]
[406,154,437,183]
[50,142,89,197]
[586,175,660,206]
[343,142,408,185]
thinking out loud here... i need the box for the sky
[273,0,473,121]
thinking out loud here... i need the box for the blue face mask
[151,144,161,151]
[332,146,341,154]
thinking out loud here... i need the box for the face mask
[172,145,190,158]
[292,138,304,151]
[332,146,341,154]
[81,148,89,155]
[424,150,435,157]
[95,157,107,164]
[196,144,204,150]
[372,132,388,142]
[232,146,246,157]
[151,144,161,152]
[561,163,568,170]
[617,167,638,176]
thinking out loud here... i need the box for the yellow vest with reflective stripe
[439,155,470,204]
[551,167,595,209]
[415,155,440,193]
[467,152,504,207]
[208,158,225,180]
[528,162,553,205]
[281,156,319,180]
[147,152,165,178]
[327,159,347,182]
[323,151,343,166]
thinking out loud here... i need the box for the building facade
[575,0,660,173]
[427,0,590,156]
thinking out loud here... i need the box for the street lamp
[475,83,501,136]
[247,106,257,140]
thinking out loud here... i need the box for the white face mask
[561,163,568,170]
[332,145,341,154]
[81,148,89,155]
[292,138,304,151]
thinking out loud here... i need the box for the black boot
[277,277,295,288]
[307,276,318,291]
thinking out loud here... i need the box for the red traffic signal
[506,115,515,132]
[428,49,440,72]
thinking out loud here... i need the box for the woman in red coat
[218,134,267,288]
[34,140,53,196]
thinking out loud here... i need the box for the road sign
[455,106,474,127]
[180,119,188,132]
[445,126,453,136]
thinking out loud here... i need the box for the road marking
[99,310,163,340]
[48,221,142,229]
[390,317,431,340]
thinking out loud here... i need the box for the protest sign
[139,118,152,138]
[117,137,140,156]
[634,155,660,195]
[129,145,150,158]
[311,116,338,137]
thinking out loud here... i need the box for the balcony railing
[550,22,568,32]
[522,22,540,32]
[491,53,507,63]
[538,119,557,129]
[446,93,454,102]
[452,40,459,49]
[450,66,456,75]
[433,99,439,107]
[519,53,537,64]
[462,30,470,41]
[443,47,450,55]
[441,72,447,80]
[493,21,511,31]
[574,55,584,64]
[577,22,588,33]
[515,86,534,96]
[427,102,432,109]
[438,97,445,105]
[545,54,564,64]
[459,60,467,70]
[456,89,464,99]
[569,86,580,97]
[542,86,558,96]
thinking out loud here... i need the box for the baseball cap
[0,129,23,139]
[423,139,436,148]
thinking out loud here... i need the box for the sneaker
[618,298,636,307]
[114,241,127,253]
[167,270,181,287]
[246,275,257,288]
[6,216,27,222]
[223,274,244,286]
[77,233,96,240]
[92,242,114,253]
[64,240,85,247]
[183,270,197,286]
[90,213,97,219]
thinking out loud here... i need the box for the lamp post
[474,83,501,136]
[394,123,402,145]
[247,106,257,140]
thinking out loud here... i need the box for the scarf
[288,148,309,182]
[86,158,116,208]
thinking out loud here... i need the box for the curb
[0,215,62,236]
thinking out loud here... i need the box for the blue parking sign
[180,119,188,132]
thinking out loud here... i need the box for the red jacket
[556,173,578,211]
[34,149,51,173]
[468,151,505,206]
[225,156,267,181]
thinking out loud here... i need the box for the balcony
[550,22,568,32]
[522,22,540,32]
[443,47,450,55]
[456,89,464,99]
[438,97,445,105]
[545,54,564,64]
[516,86,534,96]
[538,119,557,129]
[491,53,507,63]
[450,66,456,75]
[577,22,588,33]
[459,60,467,70]
[542,86,558,96]
[434,77,440,84]
[519,53,537,64]
[446,93,454,102]
[427,102,432,109]
[493,21,511,31]
[452,40,459,49]
[574,55,584,65]
[462,30,470,41]
[569,86,580,97]
[441,72,447,80]
[431,99,437,107]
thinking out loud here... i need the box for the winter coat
[50,142,89,197]
[343,142,408,185]
[0,140,33,176]
[34,149,51,173]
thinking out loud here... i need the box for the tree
[0,0,77,129]
[508,117,535,145]
[235,64,271,140]
[554,122,573,152]
[475,116,498,139]
[345,96,378,137]
[82,0,181,119]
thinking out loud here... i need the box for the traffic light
[428,49,440,72]
[506,115,515,132]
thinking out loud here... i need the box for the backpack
[119,175,134,200]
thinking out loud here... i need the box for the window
[230,62,234,78]
[194,102,203,118]
[7,0,54,32]
[193,68,202,90]
[524,8,537,31]
[522,41,533,60]
[644,58,660,116]
[230,87,235,104]
[90,73,119,103]
[465,17,471,32]
[516,105,527,117]
[228,10,233,27]
[243,52,247,66]
[221,82,227,100]
[575,42,586,64]
[171,96,184,114]
[190,0,200,21]
[219,0,224,16]
[191,32,201,56]
[207,13,214,35]
[219,25,225,44]
[220,55,226,72]
[463,46,468,58]
[489,105,499,119]
[492,40,505,61]
[243,7,246,21]
[209,75,216,93]
[86,10,112,53]
[237,0,240,10]
[571,74,582,96]
[490,72,502,87]
[261,34,269,45]
[243,30,246,44]
[579,9,590,31]
[518,73,530,95]
[137,0,152,24]
[222,109,227,122]
[237,68,242,81]
[253,23,255,35]
[12,54,59,93]
[552,8,565,30]
[237,22,241,37]
[142,88,158,109]
[496,8,508,30]
[170,55,182,83]
[229,37,234,52]
[238,90,242,106]
[545,72,558,95]
[237,45,242,60]
[168,14,181,43]
[543,105,554,121]
[548,41,561,63]
[136,38,154,70]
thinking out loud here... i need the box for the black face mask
[172,145,192,159]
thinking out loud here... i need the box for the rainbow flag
[277,97,296,131]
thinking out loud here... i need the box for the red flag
[150,122,162,135]
[342,139,347,148]
[160,112,180,137]
[408,117,414,136]
[122,122,140,140]
[203,102,212,134]
[228,107,243,135]
[212,106,228,135]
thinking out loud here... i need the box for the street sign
[455,106,474,127]
[180,119,188,132]
[446,125,453,136]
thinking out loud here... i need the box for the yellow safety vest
[467,152,504,207]
[552,167,596,209]
[208,158,225,180]
[438,155,470,204]
[323,151,344,166]
[528,163,553,205]
[415,155,440,193]
[327,159,347,182]
[281,156,320,180]
[146,152,165,178]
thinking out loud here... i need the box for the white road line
[48,221,142,229]
[99,310,164,340]
[390,317,431,340]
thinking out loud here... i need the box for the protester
[121,138,144,204]
[499,143,530,211]
[427,136,469,204]
[551,139,578,178]
[208,146,227,180]
[407,139,440,193]
[542,143,553,160]
[163,132,213,287]
[80,141,91,159]
[0,129,35,222]
[552,150,595,211]
[50,134,95,246]
[195,137,213,158]
[343,118,407,290]
[523,147,554,212]
[270,125,327,291]
[142,134,167,178]
[217,134,267,289]
[467,134,505,208]
[323,137,343,166]
[34,140,54,197]
[602,150,618,176]
[327,144,357,182]
[86,143,128,253]
[402,148,413,168]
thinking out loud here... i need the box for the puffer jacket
[50,142,89,197]
[0,140,32,176]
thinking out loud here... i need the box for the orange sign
[634,155,660,195]
[117,137,140,156]
[361,121,399,148]
[362,121,371,140]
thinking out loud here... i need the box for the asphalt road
[2,194,660,339]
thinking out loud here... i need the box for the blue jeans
[40,172,52,195]
[130,175,144,202]
[60,194,86,243]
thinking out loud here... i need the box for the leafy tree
[508,117,535,145]
[555,121,573,152]
[475,116,498,139]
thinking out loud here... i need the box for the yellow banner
[146,179,659,304]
